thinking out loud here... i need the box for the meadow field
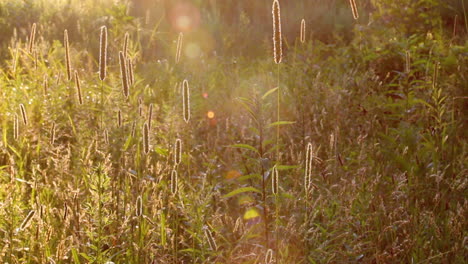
[0,0,466,263]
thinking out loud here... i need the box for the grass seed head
[182,79,190,123]
[300,19,306,43]
[119,51,129,98]
[99,26,107,81]
[143,122,150,154]
[272,0,282,64]
[64,29,72,81]
[19,104,28,125]
[349,0,359,20]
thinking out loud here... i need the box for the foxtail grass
[170,169,178,195]
[148,103,153,130]
[272,0,282,64]
[349,0,359,20]
[204,227,217,251]
[174,138,182,166]
[74,71,83,105]
[135,195,143,217]
[182,79,190,123]
[304,142,313,191]
[99,26,107,81]
[123,32,129,58]
[104,129,109,144]
[143,122,149,154]
[175,32,183,64]
[50,122,56,145]
[28,23,36,54]
[119,51,129,98]
[272,165,279,195]
[13,114,19,140]
[43,74,48,95]
[127,58,134,85]
[19,104,28,125]
[64,29,72,81]
[300,19,306,43]
[405,50,411,74]
[20,210,35,230]
[265,249,274,264]
[117,110,122,128]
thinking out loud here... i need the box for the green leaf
[229,144,259,154]
[262,87,278,100]
[267,121,296,128]
[222,187,261,198]
[71,248,81,264]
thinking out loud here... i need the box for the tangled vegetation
[0,0,466,263]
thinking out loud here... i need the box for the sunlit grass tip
[182,79,190,123]
[74,70,83,105]
[20,210,36,230]
[136,195,143,217]
[272,165,279,195]
[64,29,72,81]
[19,104,28,125]
[119,51,129,98]
[300,19,306,43]
[99,26,107,81]
[28,23,36,54]
[349,0,359,20]
[174,138,182,166]
[272,0,282,64]
[204,226,218,251]
[176,32,183,64]
[143,122,149,154]
[170,169,178,195]
[305,142,313,191]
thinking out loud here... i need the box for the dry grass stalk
[147,103,153,129]
[20,210,36,230]
[127,58,134,85]
[272,165,279,195]
[300,19,306,43]
[43,74,48,95]
[119,51,129,98]
[170,169,178,195]
[182,79,190,123]
[117,110,122,128]
[33,49,38,70]
[175,32,183,64]
[265,248,274,264]
[143,122,149,154]
[12,44,18,74]
[64,30,72,81]
[204,227,217,251]
[405,51,411,74]
[131,121,136,138]
[50,122,56,145]
[349,0,359,20]
[99,26,107,81]
[174,138,182,166]
[305,143,313,191]
[19,104,28,125]
[272,0,282,64]
[13,114,19,140]
[104,129,109,144]
[135,195,143,217]
[123,32,129,58]
[28,23,36,54]
[74,71,83,105]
